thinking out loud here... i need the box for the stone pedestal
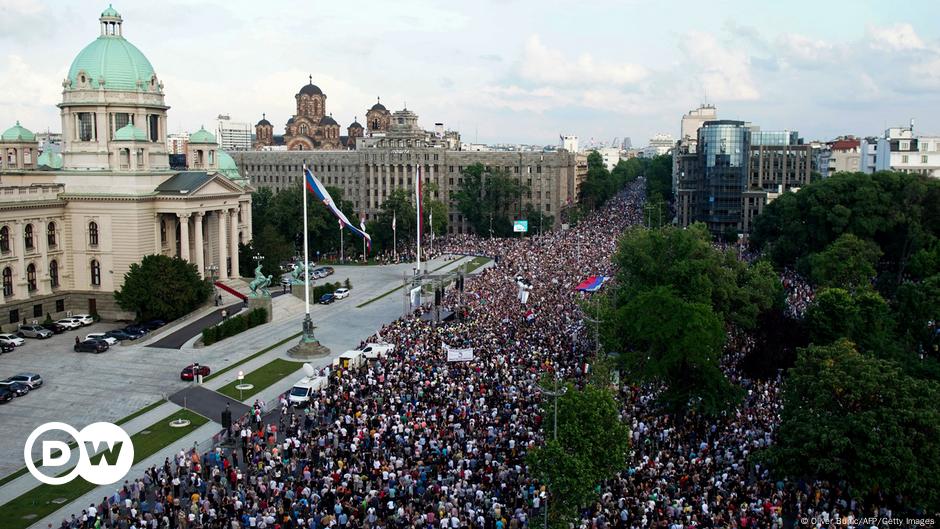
[291,283,305,300]
[287,314,331,359]
[247,296,273,322]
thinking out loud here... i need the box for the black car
[123,325,149,337]
[0,388,13,403]
[319,293,335,304]
[0,342,13,353]
[140,319,166,330]
[0,381,29,397]
[105,329,137,341]
[41,322,67,334]
[74,339,109,353]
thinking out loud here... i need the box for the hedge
[201,307,267,346]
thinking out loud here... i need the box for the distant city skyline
[2,0,940,146]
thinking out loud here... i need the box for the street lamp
[206,263,219,303]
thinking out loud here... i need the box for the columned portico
[154,213,161,255]
[193,212,205,277]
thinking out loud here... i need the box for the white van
[288,375,327,405]
[358,342,394,359]
[333,350,364,370]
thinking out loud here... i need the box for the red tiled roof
[830,139,860,151]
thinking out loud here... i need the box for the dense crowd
[58,180,909,529]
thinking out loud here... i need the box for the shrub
[200,307,268,346]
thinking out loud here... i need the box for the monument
[247,264,273,323]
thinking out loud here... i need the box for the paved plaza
[0,256,467,479]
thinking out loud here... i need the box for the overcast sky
[2,0,940,147]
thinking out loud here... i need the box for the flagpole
[340,221,344,263]
[416,165,422,275]
[393,211,397,262]
[302,166,310,315]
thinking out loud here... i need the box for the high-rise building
[859,122,940,178]
[560,135,579,153]
[642,133,674,158]
[676,121,811,235]
[673,104,719,195]
[166,132,189,155]
[215,114,251,151]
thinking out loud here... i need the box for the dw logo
[24,422,134,485]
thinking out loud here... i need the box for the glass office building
[698,120,750,235]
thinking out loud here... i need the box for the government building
[0,6,252,326]
[235,85,581,234]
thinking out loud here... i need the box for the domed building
[0,5,252,324]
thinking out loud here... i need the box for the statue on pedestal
[249,264,273,297]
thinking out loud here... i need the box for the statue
[249,264,273,297]
[289,263,304,285]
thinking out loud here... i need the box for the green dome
[114,123,146,141]
[37,151,64,169]
[101,4,121,18]
[189,126,217,145]
[217,151,243,180]
[1,121,36,142]
[68,34,155,91]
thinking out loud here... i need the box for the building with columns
[0,5,252,327]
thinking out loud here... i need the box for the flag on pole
[392,211,397,232]
[360,216,366,233]
[305,168,371,250]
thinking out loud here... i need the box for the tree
[608,286,740,415]
[769,340,940,510]
[249,224,294,278]
[805,288,860,345]
[805,287,898,361]
[808,233,882,290]
[527,382,630,528]
[645,154,673,203]
[454,163,528,237]
[896,275,940,366]
[115,254,211,321]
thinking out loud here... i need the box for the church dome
[37,150,64,169]
[1,121,35,142]
[319,115,338,126]
[67,8,156,92]
[349,119,363,129]
[217,151,243,181]
[256,114,272,127]
[299,78,323,96]
[189,126,217,144]
[113,123,146,141]
[370,100,387,111]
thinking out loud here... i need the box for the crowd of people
[780,269,815,319]
[57,179,905,529]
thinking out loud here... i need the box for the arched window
[24,224,33,250]
[26,263,36,292]
[47,222,56,247]
[2,267,11,297]
[0,226,9,252]
[88,221,99,246]
[299,124,308,135]
[90,259,101,286]
[49,260,59,288]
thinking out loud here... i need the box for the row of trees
[599,224,782,415]
[451,163,554,237]
[751,170,940,510]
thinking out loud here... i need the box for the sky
[2,0,940,147]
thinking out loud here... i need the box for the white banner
[445,345,475,362]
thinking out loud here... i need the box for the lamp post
[253,253,263,271]
[237,371,244,400]
[206,263,219,304]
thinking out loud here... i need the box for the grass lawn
[205,332,301,381]
[215,358,304,401]
[0,409,207,529]
[464,256,491,274]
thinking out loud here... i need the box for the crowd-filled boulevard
[57,181,903,529]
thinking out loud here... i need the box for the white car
[85,333,118,346]
[0,333,26,347]
[72,314,95,326]
[357,342,394,359]
[333,287,350,299]
[55,318,83,330]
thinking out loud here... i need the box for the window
[90,260,101,286]
[24,224,33,250]
[9,309,19,325]
[33,304,42,318]
[26,264,36,292]
[902,155,909,164]
[922,155,929,164]
[2,267,11,297]
[114,113,131,134]
[88,221,99,246]
[47,222,56,247]
[49,260,59,288]
[78,112,94,141]
[148,115,159,142]
[56,299,64,312]
[0,226,7,252]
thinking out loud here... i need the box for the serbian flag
[304,168,371,250]
[575,276,608,292]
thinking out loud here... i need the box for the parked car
[0,388,13,403]
[180,363,211,381]
[105,329,137,341]
[85,333,118,346]
[357,342,395,358]
[74,339,109,353]
[0,342,14,353]
[123,325,149,337]
[318,293,335,304]
[18,324,53,339]
[0,334,25,347]
[333,287,350,299]
[140,319,166,330]
[322,266,334,275]
[55,318,82,330]
[72,314,95,326]
[6,373,42,389]
[41,322,67,334]
[0,381,30,397]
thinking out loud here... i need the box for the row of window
[2,259,63,296]
[0,221,98,253]
[899,155,932,164]
[246,162,547,175]
[8,299,66,325]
